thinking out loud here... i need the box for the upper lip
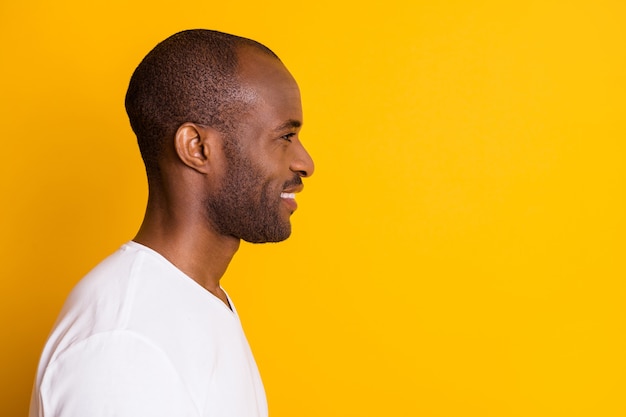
[282,184,304,194]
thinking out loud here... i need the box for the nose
[290,140,315,178]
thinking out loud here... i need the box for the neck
[133,193,240,306]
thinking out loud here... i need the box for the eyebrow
[274,119,302,131]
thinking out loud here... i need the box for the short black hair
[125,29,279,176]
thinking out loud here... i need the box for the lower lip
[281,196,298,212]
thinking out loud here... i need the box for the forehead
[236,47,302,121]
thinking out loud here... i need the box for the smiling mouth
[280,192,298,212]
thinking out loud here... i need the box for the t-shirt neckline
[123,240,238,316]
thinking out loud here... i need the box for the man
[29,29,314,417]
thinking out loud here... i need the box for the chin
[241,225,292,244]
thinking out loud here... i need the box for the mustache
[282,175,303,190]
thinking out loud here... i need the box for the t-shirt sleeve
[38,331,198,417]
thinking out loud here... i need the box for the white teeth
[280,192,296,199]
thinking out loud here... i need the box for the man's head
[125,29,278,176]
[125,30,314,243]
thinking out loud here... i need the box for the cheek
[250,153,284,184]
[239,142,289,190]
[242,162,277,197]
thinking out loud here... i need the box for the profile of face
[205,47,315,243]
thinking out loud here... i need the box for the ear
[174,123,219,174]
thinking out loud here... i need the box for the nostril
[290,162,312,178]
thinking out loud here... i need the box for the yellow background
[1,1,625,416]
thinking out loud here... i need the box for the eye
[280,132,295,143]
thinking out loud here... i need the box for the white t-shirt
[30,241,267,417]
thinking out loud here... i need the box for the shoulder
[59,242,183,329]
[64,242,148,305]
[39,243,184,378]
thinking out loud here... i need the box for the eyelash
[281,133,295,142]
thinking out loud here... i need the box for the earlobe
[174,123,212,173]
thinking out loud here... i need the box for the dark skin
[134,46,314,307]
